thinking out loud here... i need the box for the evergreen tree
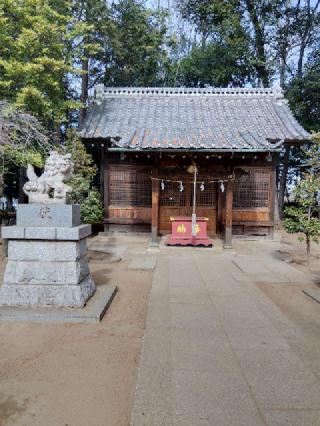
[286,48,320,133]
[102,0,170,87]
[0,0,93,125]
[283,177,320,259]
[65,130,104,224]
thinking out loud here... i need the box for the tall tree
[294,0,320,78]
[72,0,111,125]
[272,0,320,86]
[0,0,91,127]
[101,0,170,87]
[286,48,320,132]
[244,0,274,86]
[283,138,320,261]
[177,0,273,86]
[173,41,251,87]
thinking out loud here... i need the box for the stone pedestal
[0,204,96,308]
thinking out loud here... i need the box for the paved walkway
[131,245,320,425]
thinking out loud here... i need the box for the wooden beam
[269,161,276,238]
[217,183,224,235]
[151,167,159,243]
[224,178,234,248]
[100,144,105,197]
[103,148,109,232]
[104,218,151,225]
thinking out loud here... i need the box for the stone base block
[4,257,90,285]
[2,224,91,241]
[0,275,96,308]
[17,204,80,227]
[8,239,87,261]
[0,284,117,323]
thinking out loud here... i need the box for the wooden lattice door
[159,176,217,235]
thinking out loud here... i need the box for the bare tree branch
[0,102,49,154]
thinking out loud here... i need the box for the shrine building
[79,86,310,247]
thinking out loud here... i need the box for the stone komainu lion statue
[23,151,74,204]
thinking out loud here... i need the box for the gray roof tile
[79,86,310,150]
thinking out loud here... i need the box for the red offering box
[166,216,213,247]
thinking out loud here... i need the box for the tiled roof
[79,86,310,151]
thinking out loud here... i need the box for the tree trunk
[18,167,26,204]
[79,56,89,126]
[278,145,290,218]
[306,206,312,267]
[279,57,286,89]
[306,234,311,267]
[245,0,269,86]
[0,173,4,198]
[297,42,306,79]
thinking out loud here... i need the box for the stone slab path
[131,248,320,426]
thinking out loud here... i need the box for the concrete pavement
[131,245,320,426]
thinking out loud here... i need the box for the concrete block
[17,204,80,227]
[172,368,265,426]
[170,303,218,331]
[8,239,87,261]
[128,256,157,270]
[303,288,320,304]
[88,242,127,257]
[169,286,211,304]
[170,327,237,373]
[56,224,92,240]
[236,347,320,410]
[1,226,25,239]
[233,256,270,274]
[0,284,117,323]
[2,224,92,241]
[132,363,173,426]
[0,275,96,308]
[4,257,90,285]
[24,227,56,240]
[263,409,320,426]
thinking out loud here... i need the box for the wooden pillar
[100,143,105,198]
[224,178,234,248]
[217,183,224,235]
[103,148,109,233]
[151,167,159,243]
[269,160,277,238]
[270,154,281,229]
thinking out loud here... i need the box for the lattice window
[193,181,217,206]
[160,179,186,207]
[233,169,270,209]
[109,166,152,207]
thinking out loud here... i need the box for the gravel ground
[0,235,153,426]
[1,230,320,425]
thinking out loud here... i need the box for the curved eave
[106,147,283,153]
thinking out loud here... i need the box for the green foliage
[177,0,272,86]
[284,207,320,242]
[3,146,44,169]
[283,173,320,256]
[0,0,95,123]
[65,130,103,223]
[66,130,97,182]
[100,0,170,87]
[286,50,320,133]
[80,190,104,224]
[174,41,251,87]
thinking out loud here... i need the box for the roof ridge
[94,84,283,101]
